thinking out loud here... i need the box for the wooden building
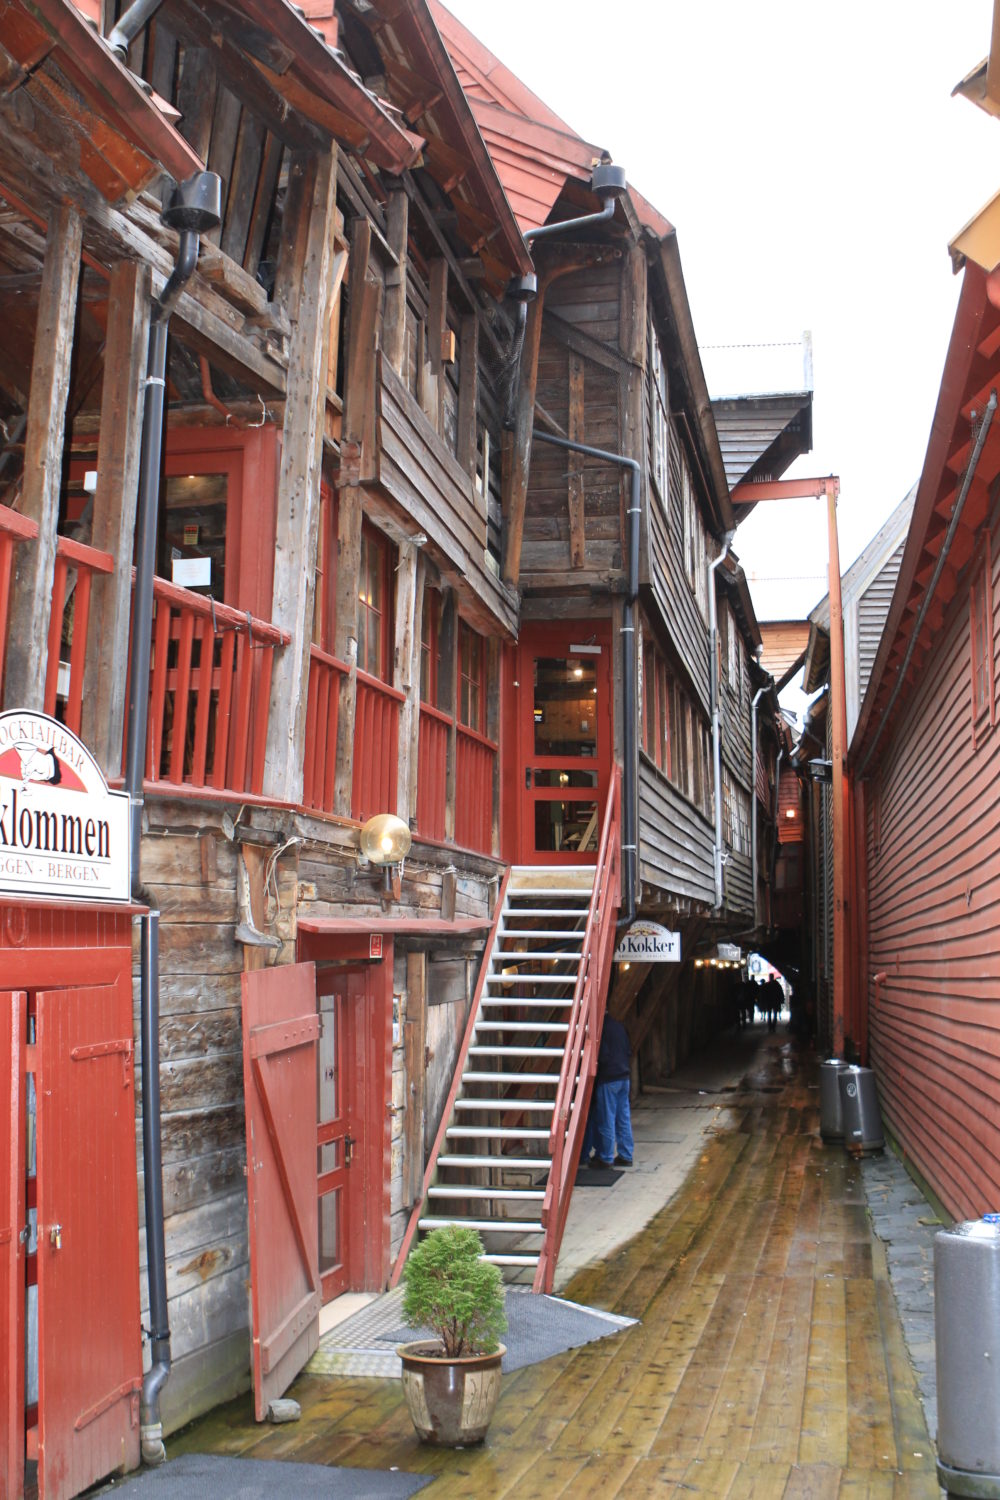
[849,254,1000,1215]
[1,0,806,1492]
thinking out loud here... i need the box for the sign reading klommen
[614,919,681,963]
[0,710,131,901]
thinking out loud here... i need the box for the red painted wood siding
[864,508,1000,1219]
[351,671,403,823]
[454,724,495,855]
[416,705,449,842]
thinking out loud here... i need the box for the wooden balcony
[455,722,495,855]
[352,669,404,823]
[140,578,289,797]
[302,645,348,815]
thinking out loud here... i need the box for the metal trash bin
[837,1065,884,1157]
[819,1059,849,1141]
[936,1216,1000,1497]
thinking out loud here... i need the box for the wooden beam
[393,539,419,821]
[403,951,427,1209]
[381,187,408,377]
[456,313,478,483]
[405,557,427,825]
[81,258,151,776]
[568,350,585,569]
[4,200,81,711]
[422,257,447,433]
[263,146,339,804]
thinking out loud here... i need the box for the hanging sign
[614,920,681,963]
[0,711,130,902]
[717,943,742,963]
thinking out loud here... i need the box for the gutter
[121,172,222,1466]
[750,677,772,929]
[709,533,735,909]
[531,428,639,927]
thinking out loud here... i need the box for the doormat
[94,1453,432,1499]
[308,1285,636,1378]
[573,1165,624,1187]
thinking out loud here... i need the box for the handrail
[150,576,290,645]
[534,767,622,1293]
[455,719,499,754]
[356,666,406,703]
[309,642,350,674]
[0,504,39,541]
[389,865,513,1287]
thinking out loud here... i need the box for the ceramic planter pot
[397,1340,505,1445]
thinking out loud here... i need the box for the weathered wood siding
[645,423,711,713]
[865,513,1000,1218]
[638,753,714,906]
[857,541,905,708]
[522,262,624,585]
[724,851,752,915]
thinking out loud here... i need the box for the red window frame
[971,536,995,742]
[358,522,393,682]
[458,619,484,732]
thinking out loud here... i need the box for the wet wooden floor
[172,1036,940,1497]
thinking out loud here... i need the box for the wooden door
[518,624,612,864]
[35,985,141,1500]
[1,991,26,1500]
[242,963,321,1422]
[315,966,390,1299]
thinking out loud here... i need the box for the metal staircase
[394,771,622,1294]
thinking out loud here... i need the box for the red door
[35,985,142,1500]
[1,991,26,1500]
[316,965,390,1300]
[518,623,613,864]
[242,963,322,1421]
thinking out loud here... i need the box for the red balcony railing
[142,578,289,796]
[455,724,496,855]
[352,670,404,822]
[44,535,114,735]
[416,704,450,841]
[303,645,348,814]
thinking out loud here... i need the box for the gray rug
[310,1285,636,1378]
[95,1453,432,1498]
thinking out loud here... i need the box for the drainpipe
[106,0,166,58]
[531,429,639,927]
[856,388,997,779]
[709,534,735,910]
[750,678,771,930]
[122,172,222,1465]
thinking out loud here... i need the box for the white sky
[443,0,999,623]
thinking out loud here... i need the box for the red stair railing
[534,767,622,1293]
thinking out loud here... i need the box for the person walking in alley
[587,1014,634,1167]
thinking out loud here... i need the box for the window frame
[357,521,394,682]
[458,618,485,734]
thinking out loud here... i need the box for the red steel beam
[731,476,840,505]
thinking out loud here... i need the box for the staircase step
[503,906,590,917]
[481,998,573,1010]
[481,1253,540,1267]
[427,1186,546,1200]
[455,1099,555,1112]
[491,949,585,960]
[437,1154,552,1168]
[488,973,580,986]
[419,1217,544,1234]
[446,1125,551,1140]
[473,1021,568,1033]
[462,1071,560,1084]
[499,929,585,940]
[470,1045,565,1057]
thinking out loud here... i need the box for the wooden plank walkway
[172,1037,940,1497]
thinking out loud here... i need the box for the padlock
[49,1224,62,1251]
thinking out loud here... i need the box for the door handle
[344,1135,356,1168]
[525,767,532,789]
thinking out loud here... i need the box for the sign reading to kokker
[0,710,130,902]
[614,920,681,963]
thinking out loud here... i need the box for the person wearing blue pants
[587,1015,634,1167]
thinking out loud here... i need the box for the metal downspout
[531,429,640,927]
[750,681,769,930]
[856,388,998,778]
[709,535,735,910]
[122,174,221,1465]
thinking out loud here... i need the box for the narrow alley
[148,1029,940,1499]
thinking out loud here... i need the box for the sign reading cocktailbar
[0,711,130,902]
[614,920,681,963]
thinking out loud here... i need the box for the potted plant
[397,1224,507,1446]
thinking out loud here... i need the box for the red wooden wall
[863,504,1000,1218]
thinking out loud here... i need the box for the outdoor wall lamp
[359,812,412,901]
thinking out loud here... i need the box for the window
[726,606,740,691]
[641,637,672,776]
[312,484,338,653]
[650,327,669,504]
[358,523,393,680]
[458,620,484,731]
[420,588,445,708]
[722,767,751,855]
[971,541,994,734]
